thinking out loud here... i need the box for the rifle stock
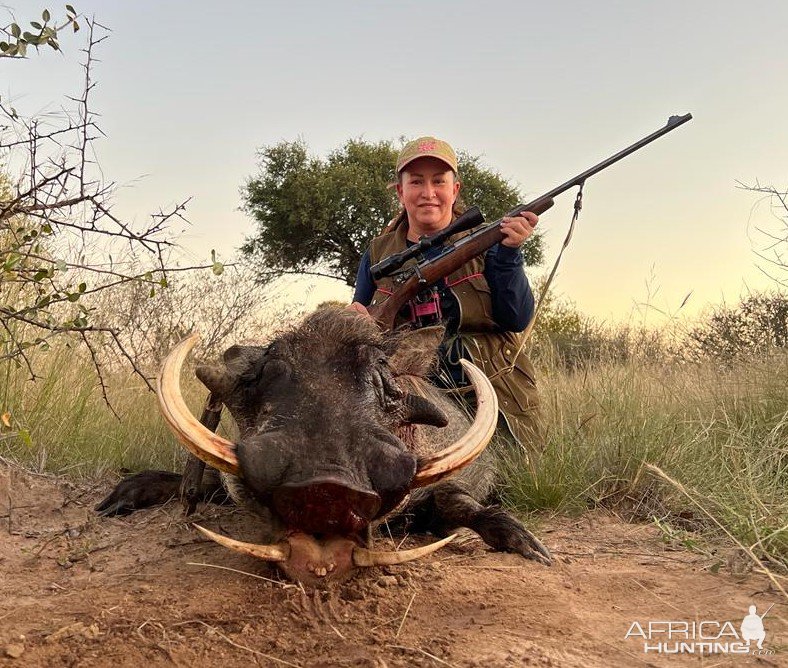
[368,195,555,330]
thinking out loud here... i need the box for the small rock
[46,621,100,643]
[377,575,398,588]
[5,644,25,659]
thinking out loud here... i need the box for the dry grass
[0,347,211,476]
[501,351,788,569]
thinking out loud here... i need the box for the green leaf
[212,262,224,276]
[42,9,51,22]
[41,223,53,234]
[56,259,67,272]
[77,282,86,293]
[48,39,60,51]
[66,4,76,15]
[31,21,43,30]
[3,254,21,271]
[67,292,80,302]
[159,278,168,288]
[16,42,26,56]
[72,21,79,33]
[18,429,33,448]
[11,23,21,38]
[0,42,9,52]
[149,286,156,298]
[211,249,217,263]
[33,269,49,282]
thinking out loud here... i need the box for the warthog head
[158,307,497,584]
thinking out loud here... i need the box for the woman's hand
[500,211,538,248]
[347,301,371,317]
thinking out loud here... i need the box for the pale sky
[4,1,788,323]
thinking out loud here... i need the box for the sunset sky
[5,0,788,323]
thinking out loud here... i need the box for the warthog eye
[261,358,290,380]
[368,368,402,412]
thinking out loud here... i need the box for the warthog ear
[386,326,444,378]
[223,344,268,380]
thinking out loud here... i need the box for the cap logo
[418,140,437,152]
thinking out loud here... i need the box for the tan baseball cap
[396,136,458,174]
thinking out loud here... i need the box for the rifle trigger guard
[414,265,427,285]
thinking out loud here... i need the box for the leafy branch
[1,5,79,58]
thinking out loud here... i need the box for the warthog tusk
[194,524,290,562]
[196,524,454,570]
[352,533,457,567]
[157,333,240,475]
[411,359,498,487]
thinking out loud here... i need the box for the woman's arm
[484,244,534,332]
[352,250,375,306]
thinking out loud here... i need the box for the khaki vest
[368,220,543,456]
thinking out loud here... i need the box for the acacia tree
[1,12,216,401]
[241,138,543,287]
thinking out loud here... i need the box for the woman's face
[396,157,460,235]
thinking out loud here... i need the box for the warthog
[97,307,551,584]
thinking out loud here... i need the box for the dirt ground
[1,463,785,667]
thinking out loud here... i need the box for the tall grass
[500,351,788,567]
[0,347,207,476]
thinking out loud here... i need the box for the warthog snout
[271,478,382,535]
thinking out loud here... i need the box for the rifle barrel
[506,113,693,217]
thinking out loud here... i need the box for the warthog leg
[96,397,227,517]
[401,482,553,566]
[95,470,183,517]
[180,395,223,514]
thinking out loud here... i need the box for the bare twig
[396,591,416,638]
[186,561,296,589]
[387,644,457,667]
[186,620,300,667]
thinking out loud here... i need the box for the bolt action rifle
[367,114,693,331]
